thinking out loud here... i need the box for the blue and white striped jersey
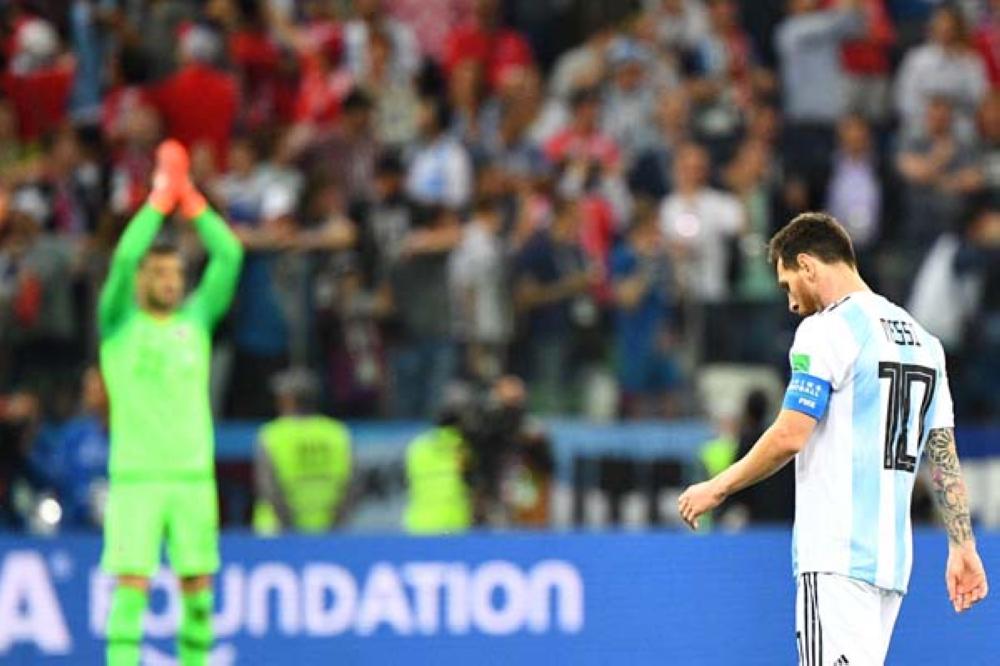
[782,291,954,594]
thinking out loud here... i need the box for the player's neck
[141,305,175,320]
[818,266,871,310]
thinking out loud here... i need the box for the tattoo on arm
[925,428,974,546]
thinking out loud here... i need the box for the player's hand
[946,542,988,613]
[677,479,725,530]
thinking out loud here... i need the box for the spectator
[896,97,983,250]
[288,11,352,128]
[45,127,103,236]
[125,0,199,79]
[443,0,534,91]
[951,204,1000,420]
[253,369,353,534]
[0,192,80,417]
[689,0,773,159]
[724,139,782,302]
[354,152,417,286]
[643,0,709,53]
[630,89,692,200]
[448,60,488,147]
[549,23,615,101]
[354,28,420,149]
[345,0,421,81]
[2,17,74,143]
[514,198,593,413]
[658,142,744,302]
[29,366,108,531]
[840,0,895,124]
[601,41,662,166]
[895,5,988,141]
[390,0,475,62]
[222,139,304,419]
[545,87,622,171]
[153,24,238,169]
[973,0,1000,88]
[101,45,154,147]
[405,97,473,208]
[825,114,882,260]
[299,89,379,208]
[977,92,1000,200]
[227,0,285,130]
[909,201,1000,419]
[386,205,461,419]
[315,254,385,418]
[611,206,682,417]
[450,196,512,381]
[775,0,864,196]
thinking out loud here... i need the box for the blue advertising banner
[0,530,996,665]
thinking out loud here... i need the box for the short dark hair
[143,239,180,262]
[768,212,857,269]
[342,88,373,113]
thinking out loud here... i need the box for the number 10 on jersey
[878,362,936,473]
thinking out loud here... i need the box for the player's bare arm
[678,409,815,529]
[924,427,989,613]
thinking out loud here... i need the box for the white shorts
[796,572,903,666]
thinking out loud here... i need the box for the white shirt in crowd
[895,43,988,140]
[658,188,744,302]
[405,136,473,209]
[449,220,511,345]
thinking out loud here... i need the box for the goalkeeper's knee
[106,584,148,666]
[178,588,214,666]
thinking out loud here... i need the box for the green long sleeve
[98,204,165,338]
[187,205,243,329]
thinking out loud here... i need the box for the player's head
[138,240,184,314]
[768,212,857,316]
[271,368,320,415]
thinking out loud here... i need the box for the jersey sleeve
[98,204,165,338]
[930,341,955,430]
[186,205,244,330]
[782,315,848,420]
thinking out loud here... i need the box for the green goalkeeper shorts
[102,478,220,578]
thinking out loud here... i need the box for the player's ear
[796,253,815,280]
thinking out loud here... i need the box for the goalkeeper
[99,140,242,666]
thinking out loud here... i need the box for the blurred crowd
[2,0,1000,529]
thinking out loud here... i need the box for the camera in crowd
[437,376,554,527]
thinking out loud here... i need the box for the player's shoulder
[793,296,860,344]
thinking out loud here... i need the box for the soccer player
[678,213,988,665]
[99,140,243,666]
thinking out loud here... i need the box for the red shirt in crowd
[975,17,1000,87]
[442,21,533,89]
[543,128,621,171]
[836,0,895,75]
[230,29,286,128]
[152,64,238,169]
[2,63,73,141]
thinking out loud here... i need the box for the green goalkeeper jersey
[99,204,243,479]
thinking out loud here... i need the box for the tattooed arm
[924,427,988,613]
[925,427,974,545]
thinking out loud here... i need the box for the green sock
[178,589,214,666]
[106,585,147,666]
